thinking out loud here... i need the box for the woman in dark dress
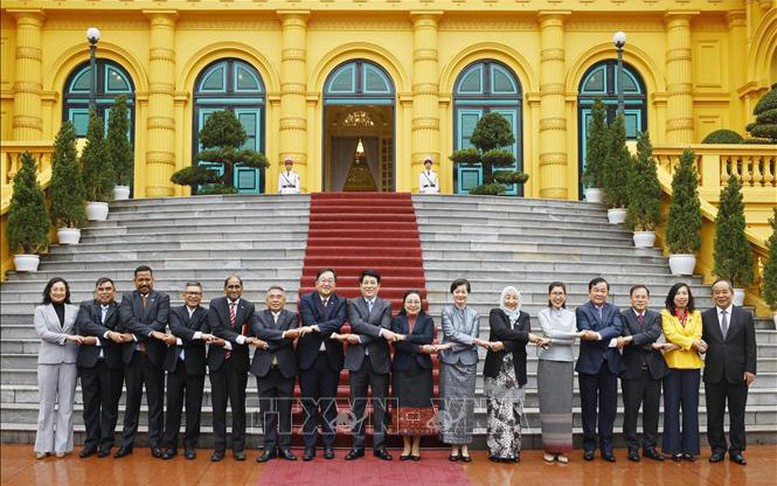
[390,290,445,461]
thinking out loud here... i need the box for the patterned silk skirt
[439,361,477,445]
[484,354,525,459]
[537,359,574,453]
[390,360,437,436]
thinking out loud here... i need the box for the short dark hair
[95,277,115,289]
[547,281,567,308]
[399,289,426,317]
[184,281,202,289]
[359,269,381,284]
[134,265,153,277]
[710,278,734,293]
[450,278,471,294]
[42,277,71,305]
[267,285,285,293]
[588,277,609,291]
[316,268,337,281]
[224,274,243,287]
[665,282,695,313]
[629,284,650,297]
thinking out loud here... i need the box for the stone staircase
[1,193,775,449]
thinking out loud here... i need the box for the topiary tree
[666,149,702,254]
[449,112,528,195]
[746,83,777,143]
[7,152,50,254]
[762,208,777,310]
[582,99,608,189]
[50,121,86,228]
[702,129,744,144]
[81,111,115,202]
[188,110,267,192]
[169,165,234,195]
[602,112,631,208]
[106,95,134,187]
[625,131,662,231]
[713,174,754,288]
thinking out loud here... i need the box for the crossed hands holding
[330,329,407,344]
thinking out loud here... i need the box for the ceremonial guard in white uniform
[418,158,439,194]
[278,158,301,194]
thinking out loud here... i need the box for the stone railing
[1,142,54,282]
[653,144,775,317]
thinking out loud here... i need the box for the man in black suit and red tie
[75,277,128,459]
[206,275,260,462]
[702,279,757,466]
[616,285,669,462]
[252,286,301,463]
[296,268,347,461]
[116,265,172,459]
[161,282,216,460]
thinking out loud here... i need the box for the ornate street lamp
[613,31,627,116]
[86,27,101,112]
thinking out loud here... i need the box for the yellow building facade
[1,0,775,200]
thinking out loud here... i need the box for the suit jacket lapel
[45,305,61,331]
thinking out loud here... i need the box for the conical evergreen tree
[7,152,50,254]
[713,174,754,287]
[582,100,607,189]
[82,111,115,202]
[746,83,777,143]
[50,121,86,228]
[762,208,777,309]
[107,95,133,186]
[666,149,702,254]
[603,112,631,208]
[625,131,662,231]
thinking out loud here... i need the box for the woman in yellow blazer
[661,283,707,462]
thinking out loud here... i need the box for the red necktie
[638,313,645,328]
[224,301,236,360]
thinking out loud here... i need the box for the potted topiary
[603,113,631,224]
[666,149,702,275]
[81,110,115,221]
[582,99,607,203]
[170,165,224,195]
[745,83,777,144]
[50,121,86,244]
[762,208,777,326]
[106,95,133,200]
[702,129,744,144]
[449,112,529,195]
[7,152,50,271]
[625,131,662,247]
[713,174,754,305]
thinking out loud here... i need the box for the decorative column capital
[277,10,311,26]
[7,9,44,25]
[537,10,571,27]
[142,9,179,26]
[409,11,443,27]
[664,11,699,26]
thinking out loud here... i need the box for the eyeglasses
[184,291,202,296]
[550,292,565,296]
[317,278,335,284]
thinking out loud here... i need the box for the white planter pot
[13,254,40,272]
[772,312,777,328]
[633,231,656,248]
[733,288,745,306]
[584,188,603,203]
[668,253,696,275]
[57,227,81,245]
[85,201,109,221]
[607,207,627,224]
[113,185,130,201]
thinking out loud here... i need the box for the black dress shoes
[682,453,696,462]
[374,448,392,461]
[583,450,595,461]
[161,449,177,460]
[627,450,640,462]
[344,448,365,461]
[643,448,664,461]
[303,448,316,461]
[233,450,246,461]
[210,450,225,462]
[79,446,98,458]
[278,449,297,461]
[729,452,747,465]
[97,448,111,458]
[113,446,133,458]
[184,449,196,460]
[323,447,335,460]
[151,446,163,459]
[601,452,616,463]
[255,449,277,463]
[709,451,725,463]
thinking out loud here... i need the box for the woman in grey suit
[33,277,83,459]
[439,278,488,462]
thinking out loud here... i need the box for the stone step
[49,240,308,254]
[412,194,609,212]
[75,230,310,245]
[109,194,310,210]
[12,260,305,274]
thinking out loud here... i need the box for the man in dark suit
[296,268,346,461]
[161,282,215,460]
[576,277,623,463]
[336,269,404,461]
[116,265,172,459]
[75,277,128,458]
[206,275,260,462]
[252,286,301,463]
[702,279,757,466]
[616,285,669,462]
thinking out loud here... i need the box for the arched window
[193,58,265,194]
[453,60,523,195]
[63,60,135,137]
[578,60,647,197]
